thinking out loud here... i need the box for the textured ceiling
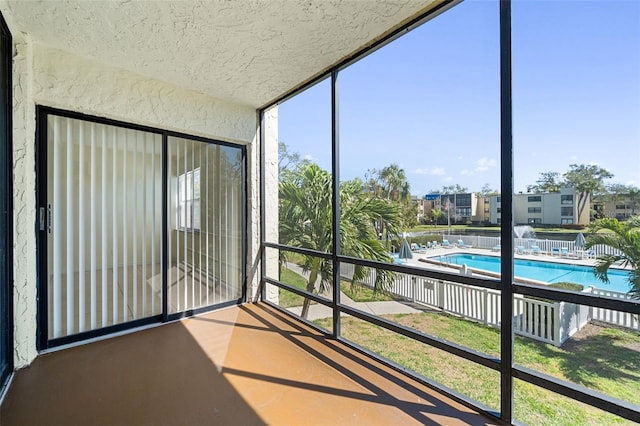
[4,0,438,108]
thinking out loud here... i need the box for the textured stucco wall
[10,40,258,368]
[263,106,279,303]
[32,44,255,143]
[11,30,37,370]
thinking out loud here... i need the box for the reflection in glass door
[167,137,243,314]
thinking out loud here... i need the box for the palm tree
[586,216,640,298]
[279,163,401,318]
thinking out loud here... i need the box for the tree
[606,184,640,218]
[365,164,415,230]
[586,216,640,298]
[475,183,499,198]
[526,171,562,194]
[441,184,468,194]
[278,141,310,178]
[563,164,614,221]
[365,164,411,202]
[629,187,640,216]
[430,207,443,227]
[279,162,401,318]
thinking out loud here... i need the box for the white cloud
[443,176,453,182]
[458,157,497,176]
[476,157,497,168]
[457,156,464,161]
[303,154,313,161]
[414,167,446,176]
[569,155,578,162]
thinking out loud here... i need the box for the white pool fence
[340,263,638,346]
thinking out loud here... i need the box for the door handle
[38,207,45,231]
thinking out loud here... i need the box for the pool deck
[399,246,603,279]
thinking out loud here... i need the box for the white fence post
[554,302,562,346]
[412,276,417,303]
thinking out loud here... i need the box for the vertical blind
[44,114,244,342]
[167,137,243,314]
[47,116,163,339]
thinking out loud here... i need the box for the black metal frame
[35,106,247,349]
[258,0,640,424]
[0,11,12,392]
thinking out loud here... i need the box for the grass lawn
[340,282,394,302]
[279,266,394,306]
[316,313,640,425]
[278,268,311,308]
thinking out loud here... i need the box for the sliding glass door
[37,110,245,347]
[167,137,244,315]
[43,115,163,343]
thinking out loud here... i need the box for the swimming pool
[431,253,631,293]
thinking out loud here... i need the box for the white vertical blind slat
[101,126,108,327]
[78,121,85,333]
[183,142,188,310]
[66,119,74,335]
[205,147,210,306]
[122,129,128,322]
[90,124,97,329]
[133,132,139,319]
[191,142,195,309]
[52,116,62,338]
[167,143,173,312]
[151,136,156,314]
[112,128,119,325]
[142,134,148,316]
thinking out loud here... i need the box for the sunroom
[0,0,639,424]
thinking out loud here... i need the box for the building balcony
[0,303,498,425]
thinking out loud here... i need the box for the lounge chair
[457,239,470,249]
[531,246,543,255]
[491,244,501,252]
[551,247,560,257]
[515,246,530,255]
[442,239,452,249]
[560,247,577,259]
[411,243,426,254]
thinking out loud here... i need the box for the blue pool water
[431,253,631,293]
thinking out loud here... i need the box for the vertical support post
[331,70,341,339]
[499,0,514,422]
[259,110,266,303]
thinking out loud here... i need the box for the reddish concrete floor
[1,303,500,425]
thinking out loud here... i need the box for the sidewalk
[285,263,422,321]
[287,296,423,321]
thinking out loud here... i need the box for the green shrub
[548,282,584,292]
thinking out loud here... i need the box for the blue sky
[278,0,640,196]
